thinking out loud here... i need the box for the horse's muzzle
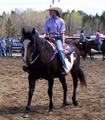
[22,65,29,72]
[23,57,30,64]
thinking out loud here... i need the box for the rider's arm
[84,36,88,40]
[43,20,48,39]
[83,34,89,40]
[60,19,66,47]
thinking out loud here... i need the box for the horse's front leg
[89,50,94,60]
[102,52,105,61]
[59,76,68,108]
[23,75,36,118]
[48,78,54,114]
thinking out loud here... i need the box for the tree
[63,10,83,35]
[11,9,24,36]
[21,9,48,34]
[6,17,13,37]
[100,11,105,31]
[0,5,105,37]
[0,12,7,38]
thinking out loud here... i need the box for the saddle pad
[64,43,75,54]
[45,40,74,54]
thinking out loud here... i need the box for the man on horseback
[95,29,102,52]
[79,30,86,51]
[43,5,72,75]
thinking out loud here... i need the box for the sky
[0,0,105,15]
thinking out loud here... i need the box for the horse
[85,40,105,60]
[20,28,87,118]
[66,39,87,60]
[69,38,105,60]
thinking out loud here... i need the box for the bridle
[22,38,57,69]
[29,44,57,68]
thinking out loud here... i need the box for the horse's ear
[22,28,25,35]
[32,28,35,35]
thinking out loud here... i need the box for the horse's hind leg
[59,76,68,108]
[24,76,36,118]
[48,78,54,113]
[71,71,79,106]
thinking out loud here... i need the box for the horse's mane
[33,30,44,52]
[33,29,55,63]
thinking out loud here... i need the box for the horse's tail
[78,67,87,89]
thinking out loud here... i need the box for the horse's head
[21,28,39,64]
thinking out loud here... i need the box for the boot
[62,52,76,75]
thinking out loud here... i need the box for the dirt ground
[0,56,105,120]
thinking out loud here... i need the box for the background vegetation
[0,8,105,38]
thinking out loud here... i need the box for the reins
[29,46,57,68]
[30,54,40,64]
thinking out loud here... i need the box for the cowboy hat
[46,5,63,13]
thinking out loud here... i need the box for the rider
[43,5,71,75]
[79,30,87,51]
[95,29,102,52]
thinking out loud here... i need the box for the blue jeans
[6,47,11,56]
[96,39,102,51]
[0,50,2,56]
[2,47,6,56]
[55,40,66,68]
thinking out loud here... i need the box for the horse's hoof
[23,113,29,118]
[61,102,70,108]
[23,65,29,72]
[48,110,53,114]
[73,100,78,106]
[61,104,66,109]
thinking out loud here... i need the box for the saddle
[44,36,76,75]
[44,36,74,54]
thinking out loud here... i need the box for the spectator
[0,40,2,56]
[1,39,6,56]
[6,38,12,56]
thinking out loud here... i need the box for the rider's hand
[63,43,65,49]
[43,34,47,39]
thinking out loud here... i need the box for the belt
[49,34,61,40]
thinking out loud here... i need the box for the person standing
[6,38,12,56]
[95,29,102,51]
[1,39,6,56]
[43,5,71,74]
[0,40,2,56]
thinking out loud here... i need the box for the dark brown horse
[68,38,105,60]
[66,39,87,60]
[21,28,87,118]
[85,40,105,60]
